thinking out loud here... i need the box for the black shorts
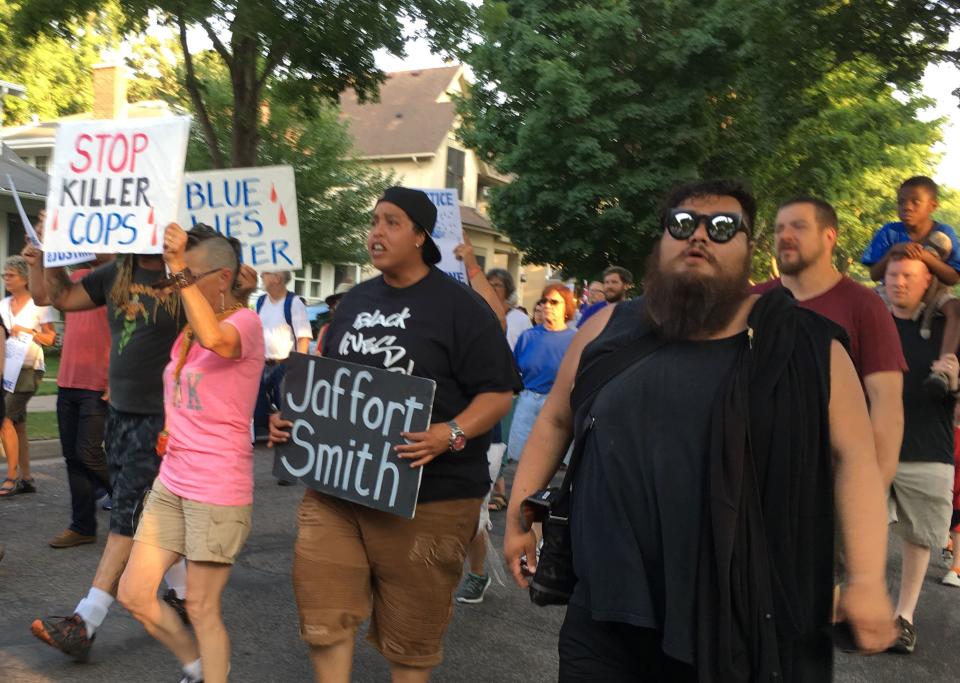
[105,408,164,537]
[558,605,697,683]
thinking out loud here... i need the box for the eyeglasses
[542,298,565,306]
[665,208,749,244]
[149,267,223,291]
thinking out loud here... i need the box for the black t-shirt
[82,259,186,415]
[569,298,745,665]
[895,315,956,464]
[323,267,521,502]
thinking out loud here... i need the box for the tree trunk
[230,36,261,168]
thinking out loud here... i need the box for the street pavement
[1,445,958,682]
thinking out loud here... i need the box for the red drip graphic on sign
[279,205,287,226]
[270,184,277,203]
[51,211,59,231]
[148,207,157,246]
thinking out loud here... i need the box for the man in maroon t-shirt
[753,196,906,487]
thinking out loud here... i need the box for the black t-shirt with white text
[895,315,956,465]
[323,267,521,502]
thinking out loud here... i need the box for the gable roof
[340,66,461,158]
[0,144,47,198]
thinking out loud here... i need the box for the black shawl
[696,287,845,682]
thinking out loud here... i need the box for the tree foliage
[459,0,957,280]
[0,1,169,124]
[178,54,391,265]
[12,0,477,167]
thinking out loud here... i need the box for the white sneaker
[941,569,960,587]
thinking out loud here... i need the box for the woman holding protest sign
[0,255,56,498]
[269,186,520,683]
[116,224,264,683]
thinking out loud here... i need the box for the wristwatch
[447,420,467,452]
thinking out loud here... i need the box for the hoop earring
[220,291,225,312]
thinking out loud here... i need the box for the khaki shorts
[292,491,480,668]
[134,479,252,564]
[888,461,954,548]
[5,369,43,424]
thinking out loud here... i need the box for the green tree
[13,0,476,167]
[459,0,957,279]
[178,53,391,264]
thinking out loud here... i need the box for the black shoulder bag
[525,333,665,606]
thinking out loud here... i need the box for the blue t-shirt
[577,300,608,328]
[513,325,577,394]
[861,221,960,273]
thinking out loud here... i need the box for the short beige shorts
[135,478,252,564]
[888,461,954,549]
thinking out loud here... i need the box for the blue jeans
[507,389,548,462]
[57,388,110,536]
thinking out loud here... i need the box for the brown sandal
[488,493,508,511]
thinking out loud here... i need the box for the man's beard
[643,242,752,340]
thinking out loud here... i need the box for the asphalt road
[0,444,957,682]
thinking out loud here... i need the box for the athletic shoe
[455,573,492,604]
[888,615,917,654]
[98,493,113,511]
[30,614,95,662]
[48,529,96,549]
[942,569,960,587]
[163,589,191,625]
[178,674,203,683]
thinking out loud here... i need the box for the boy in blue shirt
[862,176,960,396]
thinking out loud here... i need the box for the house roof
[0,144,48,198]
[0,101,181,145]
[340,66,461,158]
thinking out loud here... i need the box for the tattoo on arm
[46,268,71,305]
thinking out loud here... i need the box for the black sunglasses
[665,208,749,244]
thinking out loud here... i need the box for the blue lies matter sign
[180,165,302,272]
[274,353,436,519]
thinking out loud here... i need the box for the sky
[375,29,960,189]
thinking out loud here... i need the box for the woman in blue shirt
[507,284,577,462]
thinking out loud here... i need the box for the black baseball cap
[376,186,441,265]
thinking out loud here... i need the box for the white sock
[182,658,203,681]
[164,559,188,599]
[74,587,114,636]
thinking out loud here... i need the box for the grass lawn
[37,353,59,397]
[26,411,59,441]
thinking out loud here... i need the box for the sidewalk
[29,395,57,412]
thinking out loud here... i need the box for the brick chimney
[92,63,128,119]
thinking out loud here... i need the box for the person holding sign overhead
[269,186,520,682]
[0,255,57,498]
[117,223,264,683]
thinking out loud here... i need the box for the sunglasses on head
[665,208,749,244]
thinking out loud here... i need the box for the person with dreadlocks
[117,223,264,683]
[26,223,257,666]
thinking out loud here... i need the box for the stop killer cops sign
[42,116,191,254]
[180,165,302,271]
[274,353,436,518]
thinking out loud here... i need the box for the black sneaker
[889,615,917,654]
[163,589,190,626]
[30,614,95,662]
[455,573,492,604]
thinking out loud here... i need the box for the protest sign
[2,336,29,392]
[5,174,94,268]
[42,116,191,255]
[274,353,435,519]
[180,165,301,271]
[417,188,467,282]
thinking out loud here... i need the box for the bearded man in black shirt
[505,179,897,682]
